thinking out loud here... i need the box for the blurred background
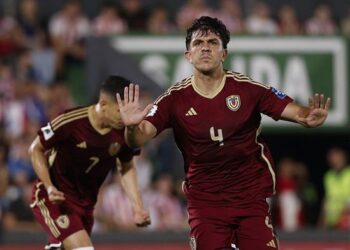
[0,0,350,249]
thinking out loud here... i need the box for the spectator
[275,158,304,231]
[0,15,21,58]
[48,0,90,74]
[14,48,38,82]
[341,7,350,36]
[119,0,148,31]
[145,174,186,231]
[215,0,244,34]
[0,60,15,125]
[31,31,56,85]
[337,202,350,230]
[16,0,44,49]
[92,2,127,36]
[246,1,278,35]
[294,162,318,226]
[306,4,337,35]
[135,149,153,192]
[44,82,75,121]
[0,139,9,215]
[8,136,36,184]
[320,147,350,228]
[147,4,175,35]
[94,172,137,231]
[278,5,303,35]
[2,181,40,232]
[176,0,215,31]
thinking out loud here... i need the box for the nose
[201,42,210,52]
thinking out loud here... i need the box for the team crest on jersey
[108,142,121,156]
[226,95,241,111]
[56,215,70,229]
[189,236,197,250]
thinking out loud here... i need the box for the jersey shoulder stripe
[226,71,270,89]
[154,77,192,104]
[51,107,89,131]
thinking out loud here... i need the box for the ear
[99,99,107,110]
[185,50,192,64]
[221,49,228,63]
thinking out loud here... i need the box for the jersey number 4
[85,157,100,173]
[210,127,224,146]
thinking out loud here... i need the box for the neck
[193,68,225,95]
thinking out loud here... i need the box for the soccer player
[29,76,151,250]
[116,16,331,250]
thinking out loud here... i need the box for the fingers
[129,83,134,102]
[314,93,320,108]
[325,97,331,111]
[121,84,138,104]
[311,94,331,110]
[136,217,151,227]
[49,191,65,204]
[134,84,139,103]
[320,94,325,109]
[116,93,123,107]
[124,86,129,103]
[308,96,313,110]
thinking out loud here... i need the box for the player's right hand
[46,185,65,204]
[133,208,151,227]
[116,84,153,127]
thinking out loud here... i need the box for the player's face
[185,30,227,74]
[102,97,124,129]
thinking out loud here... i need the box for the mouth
[200,55,211,59]
[200,56,212,61]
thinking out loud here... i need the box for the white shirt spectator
[49,13,90,45]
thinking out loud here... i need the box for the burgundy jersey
[37,106,138,208]
[145,71,293,206]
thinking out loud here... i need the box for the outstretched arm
[28,137,65,204]
[119,159,151,227]
[116,84,157,147]
[281,94,331,128]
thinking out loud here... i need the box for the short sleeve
[144,92,173,136]
[258,86,294,121]
[38,118,70,150]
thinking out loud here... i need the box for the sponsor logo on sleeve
[41,123,54,141]
[271,87,286,99]
[146,105,158,117]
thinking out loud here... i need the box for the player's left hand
[133,208,151,227]
[296,94,331,128]
[116,84,153,127]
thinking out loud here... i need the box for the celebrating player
[29,76,150,250]
[117,16,330,250]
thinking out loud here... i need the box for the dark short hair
[100,75,131,100]
[185,16,230,50]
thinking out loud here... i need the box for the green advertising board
[111,36,348,132]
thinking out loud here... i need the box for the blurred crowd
[273,147,350,231]
[0,0,350,235]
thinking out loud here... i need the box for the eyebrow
[192,37,220,43]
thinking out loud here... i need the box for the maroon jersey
[37,106,138,208]
[145,71,293,206]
